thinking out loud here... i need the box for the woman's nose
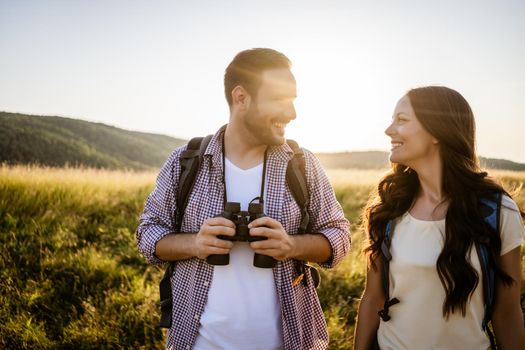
[385,122,395,136]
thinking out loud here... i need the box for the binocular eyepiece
[206,202,277,268]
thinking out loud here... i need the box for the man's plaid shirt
[137,127,350,350]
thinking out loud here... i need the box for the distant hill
[316,151,390,169]
[316,151,525,171]
[478,157,525,171]
[2,111,524,171]
[0,112,186,170]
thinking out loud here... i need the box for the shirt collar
[204,124,295,169]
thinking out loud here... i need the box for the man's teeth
[273,123,285,128]
[392,142,403,148]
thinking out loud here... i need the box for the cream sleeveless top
[377,195,524,350]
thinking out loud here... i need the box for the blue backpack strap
[380,220,394,294]
[477,192,502,350]
[378,219,400,321]
[479,194,500,235]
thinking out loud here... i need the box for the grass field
[0,165,523,349]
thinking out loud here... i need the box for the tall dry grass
[1,165,523,349]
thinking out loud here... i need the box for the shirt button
[186,345,191,350]
[203,281,209,287]
[194,314,199,320]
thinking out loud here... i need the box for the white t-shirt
[378,195,525,350]
[193,158,283,350]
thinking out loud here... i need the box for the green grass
[1,166,523,349]
[0,166,163,349]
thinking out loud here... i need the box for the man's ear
[231,85,251,110]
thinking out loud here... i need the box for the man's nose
[287,103,297,121]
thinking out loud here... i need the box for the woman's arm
[492,246,525,350]
[354,259,386,350]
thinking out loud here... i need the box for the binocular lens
[207,202,275,268]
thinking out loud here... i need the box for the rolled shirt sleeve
[303,149,351,268]
[136,146,186,265]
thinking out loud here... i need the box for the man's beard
[243,103,285,146]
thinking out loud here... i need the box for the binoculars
[206,202,277,268]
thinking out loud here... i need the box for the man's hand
[193,217,236,259]
[248,217,295,260]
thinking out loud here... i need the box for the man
[137,48,350,350]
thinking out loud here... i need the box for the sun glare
[287,51,401,154]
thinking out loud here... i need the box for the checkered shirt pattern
[137,127,351,350]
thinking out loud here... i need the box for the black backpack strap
[175,135,213,231]
[286,139,310,234]
[378,220,400,321]
[286,139,322,288]
[158,270,174,328]
[159,135,212,329]
[476,192,502,350]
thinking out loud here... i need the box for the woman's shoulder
[498,194,524,255]
[501,194,521,212]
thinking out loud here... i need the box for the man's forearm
[156,231,332,263]
[155,233,197,262]
[290,233,332,263]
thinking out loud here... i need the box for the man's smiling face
[243,68,297,146]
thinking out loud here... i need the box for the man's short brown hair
[224,48,291,106]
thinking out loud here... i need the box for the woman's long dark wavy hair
[364,86,523,318]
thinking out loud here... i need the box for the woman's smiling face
[385,95,439,168]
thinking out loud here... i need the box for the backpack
[377,192,502,350]
[159,135,316,328]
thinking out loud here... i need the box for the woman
[353,86,525,349]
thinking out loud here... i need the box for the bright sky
[1,0,524,162]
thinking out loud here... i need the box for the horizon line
[2,108,524,165]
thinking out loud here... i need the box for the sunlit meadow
[1,166,523,349]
